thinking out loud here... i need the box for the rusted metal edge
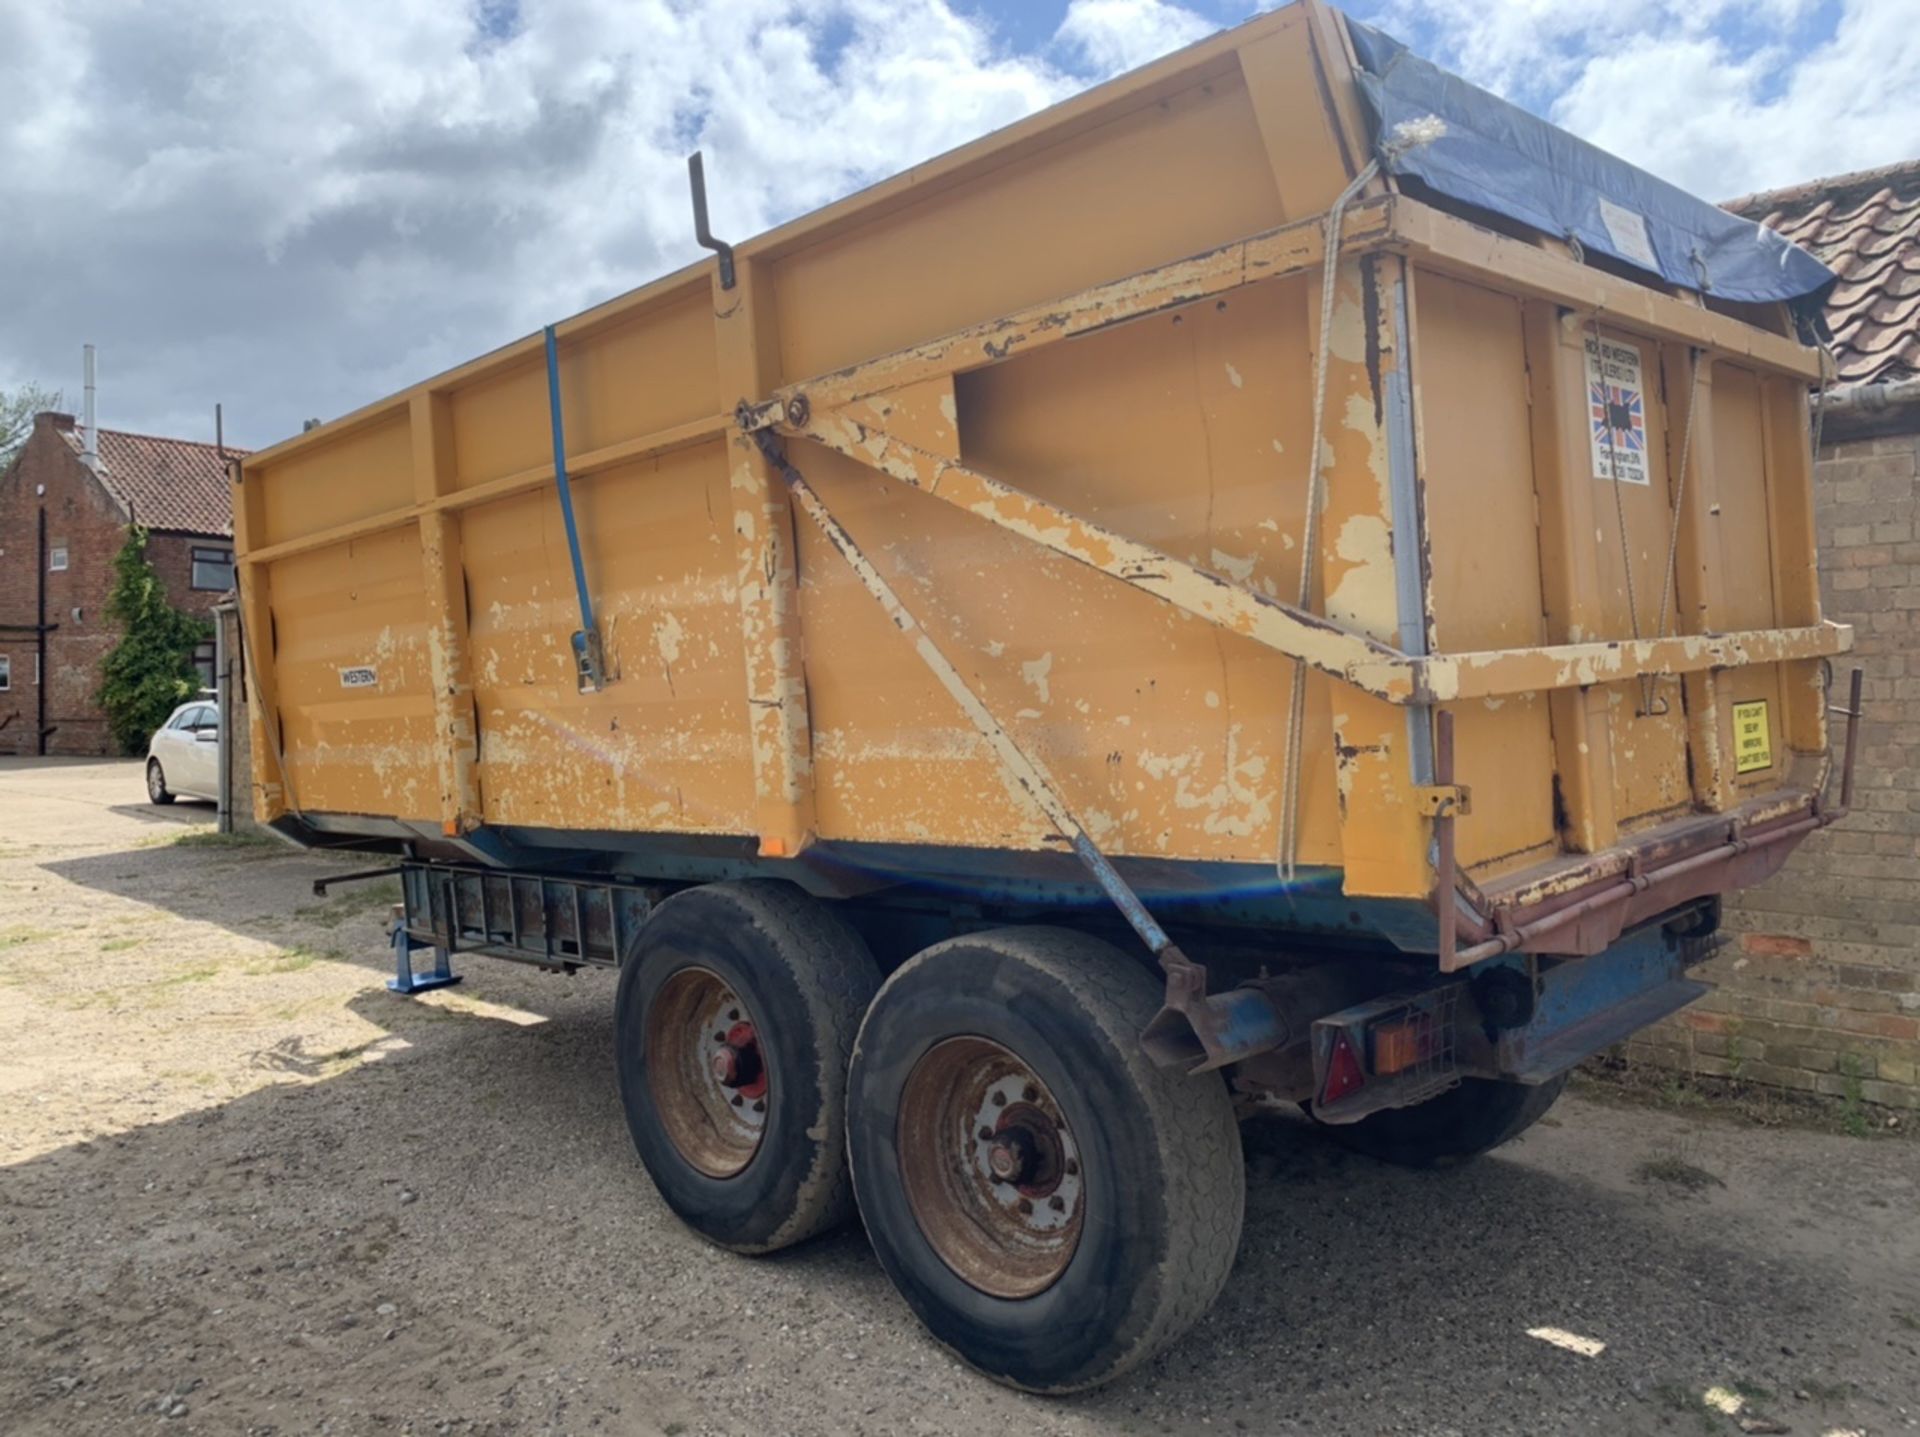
[1435,674,1863,970]
[1393,622,1855,702]
[742,198,1399,429]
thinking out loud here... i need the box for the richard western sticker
[339,666,379,689]
[1586,336,1650,487]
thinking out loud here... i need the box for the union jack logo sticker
[1585,336,1651,485]
[1590,381,1644,455]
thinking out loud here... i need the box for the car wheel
[147,760,176,806]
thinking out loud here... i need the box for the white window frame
[0,655,10,691]
[48,545,68,572]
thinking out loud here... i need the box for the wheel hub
[644,968,769,1179]
[710,1021,765,1093]
[897,1038,1085,1298]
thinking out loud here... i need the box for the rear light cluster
[1311,991,1459,1122]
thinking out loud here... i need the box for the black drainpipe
[36,506,49,756]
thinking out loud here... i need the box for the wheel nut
[1048,1195,1065,1212]
[1065,1159,1079,1176]
[1017,1198,1033,1215]
[978,1126,994,1141]
[752,1100,765,1114]
[1023,1084,1038,1102]
[731,1095,744,1107]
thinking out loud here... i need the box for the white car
[146,699,220,804]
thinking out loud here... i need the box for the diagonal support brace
[747,425,1263,1073]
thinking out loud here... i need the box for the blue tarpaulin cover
[1345,20,1836,315]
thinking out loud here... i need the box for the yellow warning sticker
[1733,700,1772,775]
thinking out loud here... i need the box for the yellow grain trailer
[230,1,1857,1391]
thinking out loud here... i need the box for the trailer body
[235,2,1854,1391]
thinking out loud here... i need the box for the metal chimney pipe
[81,344,99,472]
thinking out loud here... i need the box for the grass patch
[1578,1053,1911,1141]
[100,936,145,953]
[1635,1151,1725,1193]
[1894,1310,1920,1333]
[154,965,220,989]
[173,828,278,849]
[0,926,56,949]
[244,945,335,977]
[1838,1055,1870,1138]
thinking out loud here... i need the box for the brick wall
[0,416,230,757]
[1629,427,1920,1110]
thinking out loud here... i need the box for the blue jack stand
[387,923,461,996]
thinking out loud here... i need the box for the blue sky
[2,0,1913,445]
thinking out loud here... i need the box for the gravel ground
[2,756,1916,1437]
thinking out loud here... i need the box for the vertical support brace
[411,392,481,834]
[1661,343,1734,811]
[1525,304,1620,852]
[231,460,292,822]
[718,258,816,857]
[542,324,606,692]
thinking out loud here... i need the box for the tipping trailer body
[237,2,1850,1002]
[237,3,1862,1389]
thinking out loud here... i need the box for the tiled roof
[1725,159,1920,387]
[61,425,244,538]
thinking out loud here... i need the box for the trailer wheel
[847,927,1244,1393]
[615,880,879,1254]
[1308,1074,1567,1168]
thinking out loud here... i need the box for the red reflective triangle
[1321,1029,1366,1106]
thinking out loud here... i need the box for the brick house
[1632,160,1920,1110]
[0,412,242,756]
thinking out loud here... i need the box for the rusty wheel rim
[897,1037,1084,1299]
[646,967,769,1179]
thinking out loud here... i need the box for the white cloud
[1054,0,1218,75]
[0,0,1911,446]
[0,0,1085,444]
[1550,1,1920,198]
[1371,0,1918,198]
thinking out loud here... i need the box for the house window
[192,641,217,691]
[0,656,9,691]
[191,546,234,591]
[48,545,68,572]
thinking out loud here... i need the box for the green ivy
[96,524,212,755]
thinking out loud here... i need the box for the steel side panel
[266,527,439,821]
[769,61,1288,386]
[460,441,756,836]
[1407,269,1557,876]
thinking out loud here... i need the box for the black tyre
[615,879,880,1254]
[848,927,1244,1394]
[146,760,176,805]
[1309,1074,1567,1168]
